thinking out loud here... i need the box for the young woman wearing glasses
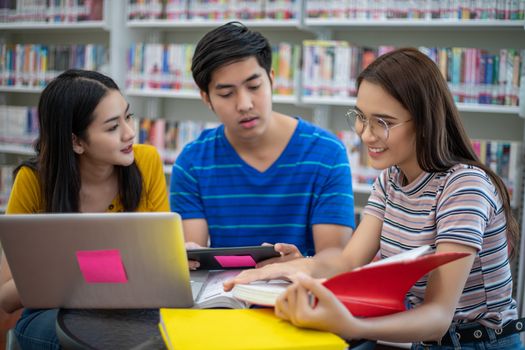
[225,48,524,349]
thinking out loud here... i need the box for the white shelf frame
[304,18,525,29]
[126,88,298,104]
[301,96,357,107]
[0,20,108,30]
[0,86,43,93]
[126,88,200,99]
[301,96,521,115]
[125,90,521,116]
[127,18,301,29]
[352,182,372,194]
[0,144,35,156]
[272,94,298,104]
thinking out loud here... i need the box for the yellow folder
[159,308,347,350]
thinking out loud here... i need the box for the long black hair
[17,69,143,212]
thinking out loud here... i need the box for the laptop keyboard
[190,270,209,300]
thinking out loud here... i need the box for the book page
[363,245,432,268]
[232,279,291,306]
[194,270,246,309]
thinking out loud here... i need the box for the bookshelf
[2,0,524,195]
[0,0,110,213]
[304,18,525,28]
[0,86,42,94]
[126,87,299,104]
[126,18,302,29]
[127,88,201,99]
[302,96,521,114]
[352,182,373,195]
[0,144,35,156]
[1,6,523,183]
[0,21,108,31]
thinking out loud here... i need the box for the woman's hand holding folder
[275,273,357,338]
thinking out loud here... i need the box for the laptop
[0,212,195,309]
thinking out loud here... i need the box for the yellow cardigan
[6,144,169,213]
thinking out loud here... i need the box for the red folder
[322,252,470,318]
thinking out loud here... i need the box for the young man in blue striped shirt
[170,22,355,266]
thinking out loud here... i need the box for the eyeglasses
[345,108,411,141]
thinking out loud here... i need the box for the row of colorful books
[126,42,300,96]
[271,43,300,96]
[0,0,104,23]
[0,109,520,206]
[305,0,525,20]
[302,42,523,106]
[0,105,38,146]
[422,47,522,105]
[337,129,522,204]
[471,139,521,201]
[127,42,196,91]
[136,117,219,165]
[1,41,522,106]
[127,0,299,21]
[0,43,108,88]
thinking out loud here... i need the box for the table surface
[56,308,382,350]
[56,309,165,350]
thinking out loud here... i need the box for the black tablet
[186,245,281,270]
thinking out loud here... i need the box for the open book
[192,270,246,309]
[191,269,290,309]
[232,245,470,317]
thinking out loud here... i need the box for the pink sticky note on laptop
[214,255,256,268]
[76,249,128,283]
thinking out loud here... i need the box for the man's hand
[185,241,205,270]
[256,243,303,268]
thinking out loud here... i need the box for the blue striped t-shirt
[170,118,355,256]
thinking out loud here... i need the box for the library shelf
[0,144,35,156]
[126,88,200,99]
[456,103,521,115]
[352,182,373,194]
[0,21,108,31]
[126,18,301,30]
[272,94,299,104]
[304,18,525,30]
[302,96,521,115]
[163,164,172,175]
[126,88,298,104]
[0,86,43,93]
